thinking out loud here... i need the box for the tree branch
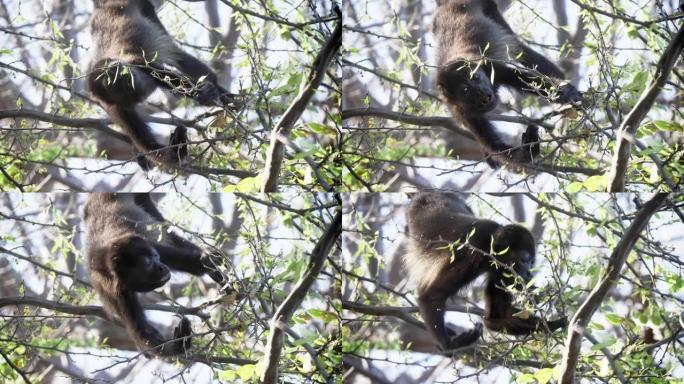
[260,7,342,192]
[607,25,684,192]
[342,107,474,139]
[259,210,341,384]
[0,296,212,320]
[558,193,668,383]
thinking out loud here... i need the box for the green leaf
[566,182,583,193]
[535,368,554,384]
[516,373,535,383]
[605,313,623,325]
[223,175,263,193]
[308,309,338,323]
[583,175,606,192]
[236,364,258,380]
[652,120,681,132]
[625,71,648,92]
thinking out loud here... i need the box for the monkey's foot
[557,83,583,105]
[546,316,568,332]
[168,126,188,163]
[173,317,193,352]
[219,92,241,108]
[136,154,153,171]
[521,125,541,161]
[443,322,483,352]
[484,153,501,169]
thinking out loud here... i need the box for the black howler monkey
[84,193,229,356]
[433,0,583,166]
[88,0,237,168]
[404,192,566,351]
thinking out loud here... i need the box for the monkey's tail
[104,104,187,166]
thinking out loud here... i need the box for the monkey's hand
[172,317,193,352]
[443,322,483,352]
[168,126,188,163]
[483,151,503,169]
[218,90,240,108]
[195,82,224,107]
[141,325,164,347]
[196,82,240,109]
[556,83,583,106]
[521,125,541,161]
[545,316,568,332]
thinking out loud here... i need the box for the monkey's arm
[139,0,167,31]
[517,47,565,80]
[152,240,228,289]
[174,52,238,106]
[145,63,236,107]
[491,63,582,104]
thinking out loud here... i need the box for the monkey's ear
[110,235,150,266]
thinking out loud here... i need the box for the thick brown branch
[607,25,684,192]
[260,7,342,192]
[0,296,211,320]
[0,108,129,143]
[342,107,474,139]
[558,193,668,383]
[259,211,341,384]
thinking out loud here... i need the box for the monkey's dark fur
[433,0,583,166]
[88,0,236,168]
[404,193,566,351]
[84,193,228,356]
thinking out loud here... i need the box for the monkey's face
[114,235,170,292]
[438,62,498,112]
[493,225,537,282]
[511,250,535,282]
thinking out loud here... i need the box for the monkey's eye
[461,86,470,94]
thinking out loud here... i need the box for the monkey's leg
[133,194,167,222]
[462,114,536,165]
[101,288,187,356]
[89,61,188,165]
[418,265,482,351]
[481,0,516,35]
[417,291,453,351]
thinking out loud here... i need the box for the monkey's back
[84,194,163,267]
[90,2,178,66]
[404,193,502,290]
[432,1,520,66]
